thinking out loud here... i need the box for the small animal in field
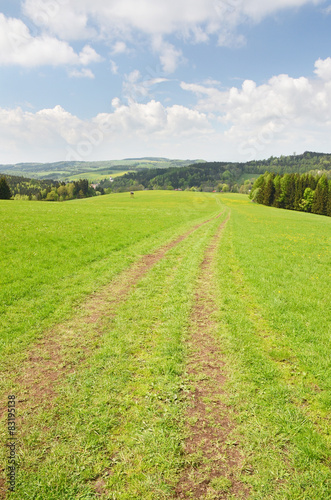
[130,191,134,197]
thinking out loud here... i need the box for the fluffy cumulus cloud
[22,0,325,38]
[0,105,87,162]
[3,56,331,163]
[19,0,325,72]
[0,100,212,163]
[0,13,102,67]
[180,57,331,159]
[314,57,331,80]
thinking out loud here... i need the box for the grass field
[0,192,330,499]
[65,170,130,182]
[236,173,260,184]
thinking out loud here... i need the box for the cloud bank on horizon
[1,0,331,163]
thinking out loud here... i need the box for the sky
[1,0,331,164]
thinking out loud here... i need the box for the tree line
[250,172,331,217]
[2,151,331,200]
[104,151,331,194]
[0,175,104,201]
[105,163,254,193]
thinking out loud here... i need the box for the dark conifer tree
[273,175,282,208]
[294,174,304,211]
[308,174,318,190]
[0,176,12,199]
[287,174,296,210]
[280,174,295,210]
[256,176,266,204]
[327,181,331,217]
[263,174,275,206]
[312,175,328,215]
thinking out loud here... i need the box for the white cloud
[240,0,323,22]
[68,68,95,78]
[314,57,331,80]
[122,70,169,102]
[23,0,95,40]
[181,57,331,159]
[111,41,128,54]
[0,105,87,162]
[3,57,331,163]
[0,13,102,67]
[110,59,119,74]
[152,37,183,73]
[78,45,102,65]
[0,100,211,163]
[21,0,325,71]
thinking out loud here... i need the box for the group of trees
[0,175,103,201]
[104,152,331,194]
[107,162,254,193]
[44,178,103,201]
[3,151,331,202]
[250,172,331,216]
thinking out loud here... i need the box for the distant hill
[105,151,331,193]
[2,152,331,196]
[0,158,206,182]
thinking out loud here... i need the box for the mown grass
[213,194,331,498]
[2,192,331,498]
[5,211,226,499]
[0,191,221,361]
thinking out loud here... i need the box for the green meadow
[0,192,221,359]
[0,192,330,499]
[64,170,130,182]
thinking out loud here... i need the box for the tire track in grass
[0,211,225,498]
[0,213,224,417]
[176,216,250,500]
[2,212,228,499]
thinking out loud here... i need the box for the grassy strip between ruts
[4,211,228,499]
[175,216,250,500]
[213,204,331,499]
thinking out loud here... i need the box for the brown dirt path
[0,213,224,498]
[175,216,249,499]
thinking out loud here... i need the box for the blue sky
[1,0,331,163]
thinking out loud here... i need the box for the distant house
[109,177,114,182]
[91,184,99,189]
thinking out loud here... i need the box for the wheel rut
[0,213,224,498]
[175,216,249,499]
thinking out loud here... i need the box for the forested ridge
[2,151,331,200]
[104,151,331,193]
